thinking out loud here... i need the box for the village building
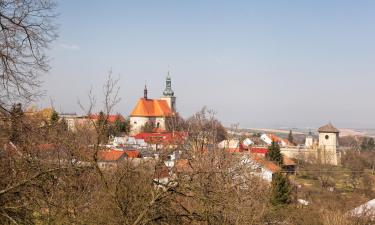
[130,75,176,135]
[260,133,291,147]
[317,123,340,165]
[305,131,314,148]
[281,123,341,165]
[97,149,140,169]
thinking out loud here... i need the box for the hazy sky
[40,0,375,129]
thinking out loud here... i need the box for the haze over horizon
[39,0,375,129]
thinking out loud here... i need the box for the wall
[130,116,166,135]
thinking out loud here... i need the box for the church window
[325,135,329,140]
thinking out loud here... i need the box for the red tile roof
[266,134,291,146]
[97,149,140,161]
[131,98,173,117]
[89,114,125,123]
[250,147,268,154]
[124,150,140,158]
[97,150,125,161]
[251,155,281,173]
[133,131,186,145]
[283,155,296,166]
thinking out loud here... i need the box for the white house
[261,133,290,147]
[242,138,254,147]
[240,155,281,182]
[218,139,240,149]
[218,138,254,149]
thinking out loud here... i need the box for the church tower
[318,123,340,165]
[160,72,176,112]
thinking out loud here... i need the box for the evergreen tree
[113,115,125,136]
[270,173,292,206]
[9,103,23,143]
[266,141,283,165]
[288,130,294,145]
[50,110,59,126]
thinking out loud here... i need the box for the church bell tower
[161,72,176,112]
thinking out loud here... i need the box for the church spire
[144,84,148,99]
[163,71,174,97]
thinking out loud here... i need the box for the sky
[40,0,375,129]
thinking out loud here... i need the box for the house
[218,138,254,152]
[218,139,240,149]
[260,133,291,147]
[60,113,93,131]
[97,149,140,169]
[242,138,254,147]
[281,155,297,173]
[133,131,186,150]
[249,146,296,173]
[153,164,170,188]
[242,155,281,182]
[130,75,176,135]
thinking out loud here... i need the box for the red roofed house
[250,147,269,156]
[261,133,291,147]
[97,149,140,169]
[133,131,185,145]
[241,154,281,182]
[130,75,176,135]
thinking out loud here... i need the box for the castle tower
[318,123,340,165]
[160,72,176,112]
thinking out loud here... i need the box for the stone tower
[160,72,176,112]
[318,123,340,165]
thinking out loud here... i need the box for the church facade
[129,75,176,135]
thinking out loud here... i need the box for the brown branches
[0,0,57,106]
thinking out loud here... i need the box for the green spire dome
[163,72,174,97]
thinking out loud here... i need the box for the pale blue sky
[41,0,375,128]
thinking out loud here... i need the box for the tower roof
[130,98,173,117]
[318,123,339,133]
[163,72,174,97]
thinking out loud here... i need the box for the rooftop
[130,98,173,117]
[318,123,340,133]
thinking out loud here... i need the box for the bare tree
[0,0,57,107]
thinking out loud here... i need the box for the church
[129,74,176,135]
